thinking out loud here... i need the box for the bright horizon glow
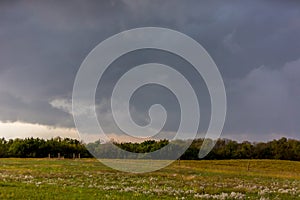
[0,121,79,140]
[0,121,296,143]
[0,121,156,143]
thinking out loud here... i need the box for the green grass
[0,159,299,199]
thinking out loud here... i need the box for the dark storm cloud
[0,0,299,140]
[224,58,300,140]
[0,90,73,127]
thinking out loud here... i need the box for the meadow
[0,159,299,199]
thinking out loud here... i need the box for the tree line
[0,137,91,158]
[0,137,300,161]
[183,137,300,160]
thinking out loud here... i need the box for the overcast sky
[0,0,299,142]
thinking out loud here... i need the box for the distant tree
[0,137,299,161]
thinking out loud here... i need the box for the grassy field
[0,159,299,199]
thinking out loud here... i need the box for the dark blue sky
[0,0,299,141]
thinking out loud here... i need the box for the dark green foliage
[0,137,91,158]
[114,139,169,153]
[194,137,300,161]
[80,137,300,161]
[0,137,300,161]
